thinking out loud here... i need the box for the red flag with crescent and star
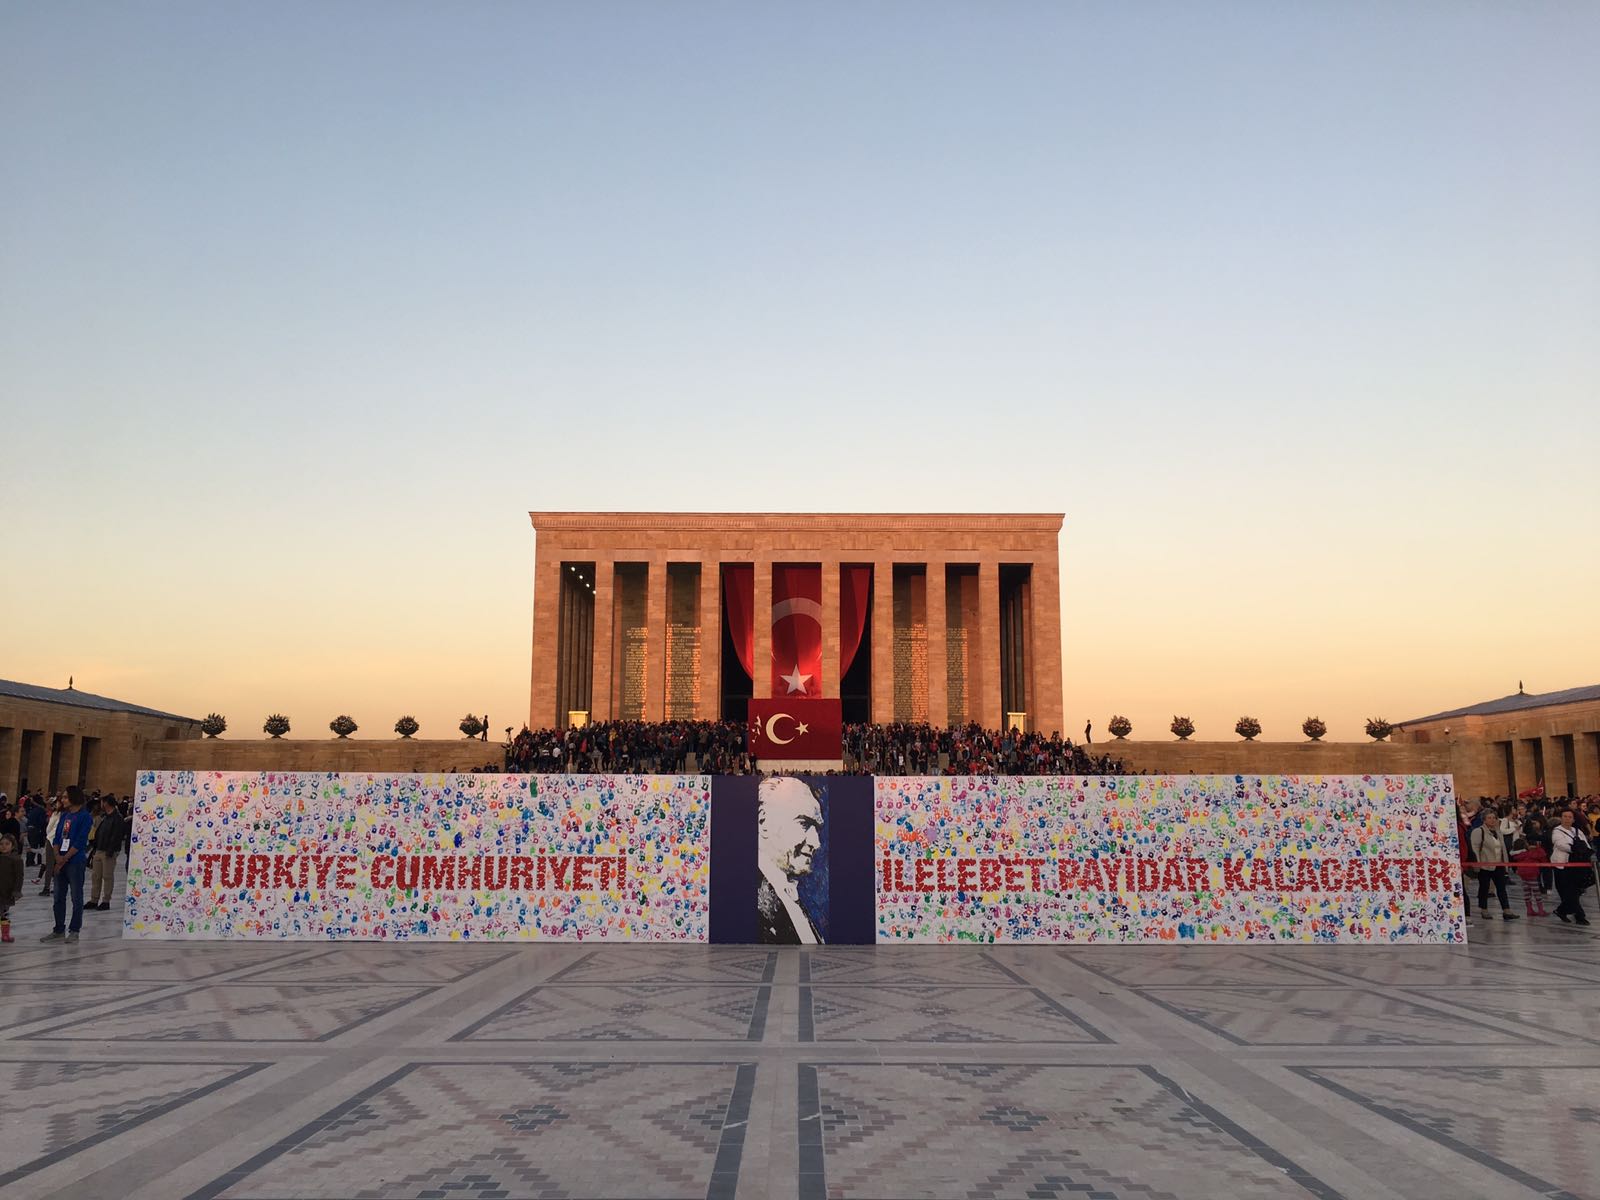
[748,698,843,760]
[770,564,822,698]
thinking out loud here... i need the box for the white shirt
[1551,825,1591,865]
[759,861,818,944]
[1470,826,1509,865]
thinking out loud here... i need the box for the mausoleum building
[528,512,1066,733]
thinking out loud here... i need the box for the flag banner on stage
[876,775,1466,944]
[770,564,822,697]
[127,772,710,941]
[747,698,843,760]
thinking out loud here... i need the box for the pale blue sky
[3,2,1596,739]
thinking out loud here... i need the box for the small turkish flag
[748,698,842,760]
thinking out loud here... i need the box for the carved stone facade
[528,513,1067,733]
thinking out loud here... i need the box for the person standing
[87,796,124,910]
[1550,808,1594,926]
[0,833,22,943]
[40,786,93,944]
[24,793,46,869]
[1469,811,1519,921]
[38,796,61,894]
[0,801,21,858]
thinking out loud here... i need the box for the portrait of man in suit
[756,776,825,944]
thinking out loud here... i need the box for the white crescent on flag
[764,713,796,744]
[770,597,823,624]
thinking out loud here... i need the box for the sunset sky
[3,3,1596,743]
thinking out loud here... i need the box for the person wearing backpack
[1550,808,1595,926]
[87,796,124,910]
[1469,811,1519,922]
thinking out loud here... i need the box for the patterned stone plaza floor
[2,889,1597,1200]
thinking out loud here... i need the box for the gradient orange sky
[4,5,1596,741]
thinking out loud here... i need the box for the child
[0,833,22,943]
[1511,841,1549,917]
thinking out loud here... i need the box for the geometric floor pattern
[1130,984,1547,1047]
[195,1062,756,1200]
[0,885,1595,1200]
[801,985,1109,1043]
[801,1063,1339,1200]
[1291,1065,1600,1200]
[456,983,771,1042]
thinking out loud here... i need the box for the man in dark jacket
[23,794,46,867]
[88,795,124,911]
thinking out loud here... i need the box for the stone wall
[139,738,503,777]
[1096,738,1458,779]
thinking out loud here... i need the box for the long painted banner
[875,775,1465,944]
[128,772,710,940]
[127,771,1464,943]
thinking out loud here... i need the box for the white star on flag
[780,665,811,694]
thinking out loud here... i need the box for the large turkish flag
[748,698,842,760]
[770,565,822,697]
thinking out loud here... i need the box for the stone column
[821,559,841,699]
[51,733,80,794]
[1509,739,1537,798]
[644,557,667,721]
[752,559,772,700]
[871,561,894,723]
[1543,734,1574,798]
[1020,572,1035,727]
[926,562,948,727]
[22,729,50,795]
[977,561,1001,730]
[1575,732,1600,799]
[589,562,614,722]
[697,559,722,719]
[1030,555,1065,737]
[0,728,22,801]
[529,556,562,728]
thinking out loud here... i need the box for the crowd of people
[0,786,132,945]
[843,722,1126,775]
[502,720,755,775]
[498,719,1127,776]
[1456,793,1598,925]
